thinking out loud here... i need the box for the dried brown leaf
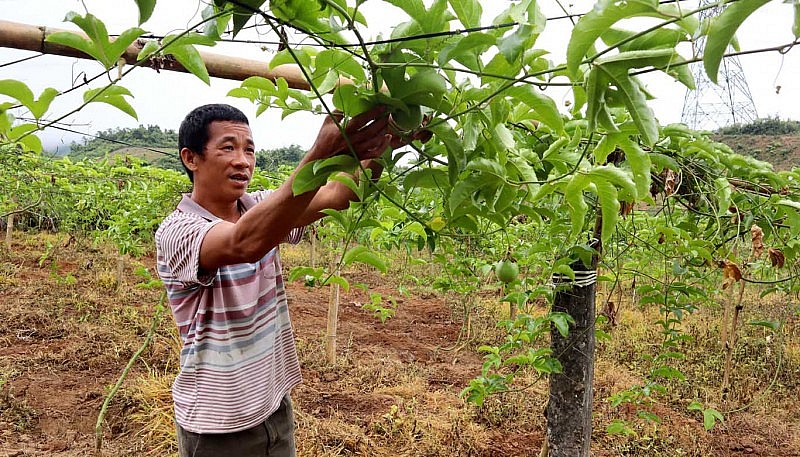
[620,201,634,217]
[751,225,764,258]
[768,248,785,268]
[663,169,677,196]
[721,260,742,290]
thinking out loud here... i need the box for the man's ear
[180,147,200,172]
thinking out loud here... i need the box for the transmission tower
[681,0,758,131]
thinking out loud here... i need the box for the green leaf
[704,0,771,83]
[402,221,427,241]
[0,80,34,109]
[45,13,145,69]
[315,49,365,83]
[403,168,449,189]
[567,0,661,77]
[550,312,573,338]
[108,27,148,65]
[332,84,375,116]
[564,174,590,239]
[202,4,231,39]
[448,0,482,28]
[134,0,157,24]
[596,48,694,89]
[28,88,58,120]
[383,0,426,23]
[9,123,42,153]
[0,81,57,120]
[595,66,658,146]
[270,47,313,70]
[601,27,689,52]
[312,154,356,174]
[291,155,358,195]
[322,274,350,293]
[593,179,619,247]
[288,266,323,282]
[584,66,609,134]
[137,40,160,60]
[702,408,724,430]
[226,0,267,37]
[587,165,637,199]
[506,85,565,135]
[162,33,215,84]
[342,246,388,273]
[714,177,732,216]
[438,33,496,72]
[619,137,651,199]
[83,85,137,119]
[747,319,781,332]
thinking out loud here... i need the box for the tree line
[67,125,304,171]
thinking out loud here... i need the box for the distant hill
[712,134,800,171]
[711,117,800,171]
[69,125,181,170]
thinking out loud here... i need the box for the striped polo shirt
[155,191,304,434]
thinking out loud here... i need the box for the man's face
[192,120,255,200]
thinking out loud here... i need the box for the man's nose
[232,148,250,167]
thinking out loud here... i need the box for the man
[155,103,418,456]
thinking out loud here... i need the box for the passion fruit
[390,104,423,131]
[495,259,519,284]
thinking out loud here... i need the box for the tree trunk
[546,260,597,457]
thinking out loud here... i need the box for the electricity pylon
[681,0,758,131]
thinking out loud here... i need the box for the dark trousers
[176,395,296,457]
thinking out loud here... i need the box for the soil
[0,236,798,456]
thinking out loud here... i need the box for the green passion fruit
[495,259,519,284]
[390,104,423,132]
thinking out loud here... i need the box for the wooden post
[325,281,340,365]
[309,226,316,269]
[116,254,125,290]
[5,212,14,247]
[325,241,341,365]
[546,259,597,457]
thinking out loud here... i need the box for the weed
[0,369,39,431]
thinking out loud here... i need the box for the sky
[0,0,798,154]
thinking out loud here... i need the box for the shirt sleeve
[155,213,223,286]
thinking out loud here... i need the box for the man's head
[178,104,250,182]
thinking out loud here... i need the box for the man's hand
[308,106,393,161]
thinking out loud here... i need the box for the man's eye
[223,145,234,151]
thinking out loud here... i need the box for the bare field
[1,232,798,456]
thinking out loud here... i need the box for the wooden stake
[4,213,13,247]
[722,280,746,393]
[116,254,125,290]
[325,281,340,365]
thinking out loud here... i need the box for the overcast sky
[1,0,798,154]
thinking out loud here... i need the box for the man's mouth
[230,173,250,183]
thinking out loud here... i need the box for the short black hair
[178,104,249,182]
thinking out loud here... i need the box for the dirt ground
[1,234,798,456]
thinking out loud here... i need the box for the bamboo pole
[0,19,319,89]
